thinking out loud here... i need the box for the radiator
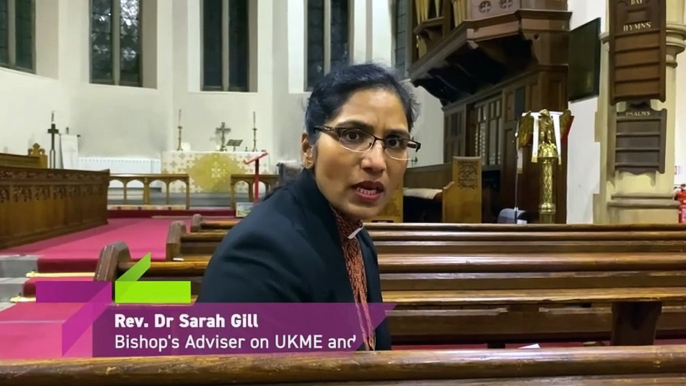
[78,157,163,189]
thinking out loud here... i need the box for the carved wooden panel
[468,0,567,20]
[0,166,110,249]
[443,156,482,222]
[614,101,667,174]
[469,0,519,20]
[608,0,666,104]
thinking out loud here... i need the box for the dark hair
[304,63,419,144]
[262,64,418,203]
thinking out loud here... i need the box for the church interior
[2,0,686,383]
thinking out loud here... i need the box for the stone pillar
[676,5,686,186]
[594,0,686,224]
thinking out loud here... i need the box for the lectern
[243,151,269,203]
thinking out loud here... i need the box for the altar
[161,151,272,194]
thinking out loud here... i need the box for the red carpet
[0,218,174,273]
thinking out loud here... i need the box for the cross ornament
[47,114,60,168]
[215,122,231,151]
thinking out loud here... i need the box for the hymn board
[608,0,667,175]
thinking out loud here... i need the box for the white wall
[0,0,68,154]
[1,0,443,171]
[409,85,443,166]
[565,0,606,223]
[0,0,173,158]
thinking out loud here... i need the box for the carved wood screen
[473,96,503,168]
[444,109,465,163]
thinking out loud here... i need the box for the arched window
[202,0,251,92]
[0,0,35,73]
[394,0,408,78]
[306,0,350,91]
[90,0,142,86]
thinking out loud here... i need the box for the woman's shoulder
[220,186,317,257]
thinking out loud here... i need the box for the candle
[253,111,256,126]
[51,111,55,123]
[178,109,182,125]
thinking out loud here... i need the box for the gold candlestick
[252,111,257,152]
[176,109,183,151]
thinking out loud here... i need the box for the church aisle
[0,218,200,304]
[0,218,175,273]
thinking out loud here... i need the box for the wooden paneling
[0,166,109,250]
[441,66,568,223]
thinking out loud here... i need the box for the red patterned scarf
[331,206,376,351]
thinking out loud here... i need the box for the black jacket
[197,169,391,350]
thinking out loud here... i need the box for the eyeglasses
[314,126,421,161]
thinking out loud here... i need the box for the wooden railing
[109,174,190,209]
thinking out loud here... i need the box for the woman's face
[302,88,409,221]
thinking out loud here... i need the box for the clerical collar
[330,205,364,240]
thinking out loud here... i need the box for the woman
[197,63,420,351]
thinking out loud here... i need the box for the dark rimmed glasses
[314,126,421,161]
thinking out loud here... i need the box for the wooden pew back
[2,346,686,385]
[96,242,686,346]
[101,243,686,295]
[190,213,686,233]
[171,221,686,260]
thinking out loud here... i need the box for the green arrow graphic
[114,253,192,304]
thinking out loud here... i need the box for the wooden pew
[0,143,48,168]
[169,221,686,260]
[3,346,686,385]
[0,145,109,249]
[403,156,483,223]
[96,242,686,346]
[190,213,686,233]
[264,156,479,224]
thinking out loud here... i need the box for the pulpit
[161,151,271,194]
